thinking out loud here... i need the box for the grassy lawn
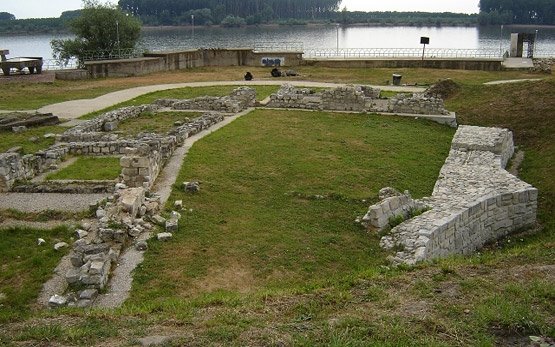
[1,70,554,346]
[117,111,201,136]
[128,109,454,309]
[0,226,72,323]
[45,156,121,181]
[79,85,280,120]
[0,66,538,111]
[0,126,65,154]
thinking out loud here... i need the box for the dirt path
[38,80,426,119]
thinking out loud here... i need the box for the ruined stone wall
[388,93,450,115]
[155,87,256,114]
[361,188,424,231]
[321,85,378,112]
[266,84,322,110]
[60,105,159,142]
[0,147,69,192]
[378,126,537,265]
[266,84,380,112]
[118,113,224,188]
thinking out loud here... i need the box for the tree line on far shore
[478,0,555,25]
[0,0,554,35]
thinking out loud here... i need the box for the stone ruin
[0,83,539,306]
[0,87,255,193]
[362,125,538,265]
[154,87,256,113]
[266,83,455,127]
[0,112,60,131]
[42,88,257,308]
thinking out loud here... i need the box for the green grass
[45,156,121,181]
[0,126,65,154]
[128,109,454,306]
[0,226,72,322]
[117,111,201,136]
[1,70,554,346]
[79,85,280,120]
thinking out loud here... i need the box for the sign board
[420,37,430,45]
[261,57,285,67]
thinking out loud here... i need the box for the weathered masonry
[364,125,538,265]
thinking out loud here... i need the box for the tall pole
[499,24,503,57]
[336,23,339,55]
[116,20,120,54]
[191,15,195,41]
[534,29,538,57]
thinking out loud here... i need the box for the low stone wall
[321,85,379,112]
[266,84,452,119]
[376,125,537,265]
[0,147,69,192]
[118,112,224,188]
[388,93,450,115]
[11,180,115,194]
[60,105,160,143]
[155,87,256,113]
[361,188,425,231]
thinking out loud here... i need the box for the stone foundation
[155,87,256,113]
[376,125,538,265]
[266,84,453,123]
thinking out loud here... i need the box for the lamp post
[534,29,538,57]
[499,24,503,57]
[336,23,340,55]
[191,14,195,40]
[116,20,120,55]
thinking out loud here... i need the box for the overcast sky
[2,0,480,19]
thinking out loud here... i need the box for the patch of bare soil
[192,260,257,294]
[424,79,461,99]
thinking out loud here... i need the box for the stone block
[131,157,150,168]
[54,242,69,251]
[157,232,173,241]
[89,260,105,275]
[166,219,178,233]
[48,295,67,308]
[65,268,81,284]
[75,229,89,239]
[79,289,98,300]
[70,253,84,267]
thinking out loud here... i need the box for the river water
[1,25,554,60]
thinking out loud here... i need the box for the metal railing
[80,48,143,61]
[253,41,304,52]
[42,59,79,70]
[304,48,503,59]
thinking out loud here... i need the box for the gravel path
[0,193,108,212]
[38,80,426,119]
[483,78,543,85]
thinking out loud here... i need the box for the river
[1,25,554,60]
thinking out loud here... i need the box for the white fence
[303,48,505,59]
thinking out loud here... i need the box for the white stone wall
[379,125,538,265]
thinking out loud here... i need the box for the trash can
[392,74,402,86]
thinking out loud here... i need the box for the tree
[51,0,141,66]
[0,12,16,21]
